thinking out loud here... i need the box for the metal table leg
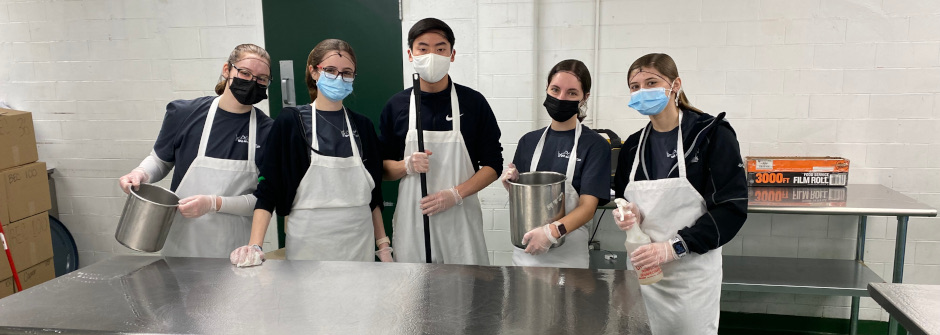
[850,215,867,335]
[887,216,909,335]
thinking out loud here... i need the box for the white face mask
[412,53,451,84]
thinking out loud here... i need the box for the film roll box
[746,156,849,187]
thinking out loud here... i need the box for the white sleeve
[137,150,174,183]
[218,194,257,217]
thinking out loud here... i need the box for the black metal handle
[412,73,432,264]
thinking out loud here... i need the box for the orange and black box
[746,156,849,187]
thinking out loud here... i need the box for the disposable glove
[521,223,558,255]
[376,247,394,262]
[612,198,643,231]
[230,245,265,267]
[420,187,462,216]
[500,163,519,191]
[119,168,149,194]
[630,241,678,270]
[178,195,217,218]
[404,150,432,175]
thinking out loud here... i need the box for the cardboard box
[15,257,54,292]
[749,187,848,207]
[0,276,14,299]
[0,162,51,224]
[0,212,53,280]
[0,108,39,171]
[746,156,849,187]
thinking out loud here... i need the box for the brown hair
[547,59,592,122]
[305,39,358,102]
[627,53,703,114]
[214,44,271,95]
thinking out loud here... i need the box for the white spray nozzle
[614,198,630,221]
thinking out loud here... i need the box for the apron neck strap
[629,110,687,182]
[310,102,358,158]
[530,121,582,181]
[197,96,256,161]
[408,81,461,132]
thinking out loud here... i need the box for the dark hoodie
[614,109,748,255]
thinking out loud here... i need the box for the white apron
[512,122,589,269]
[286,104,375,261]
[392,84,489,265]
[162,97,258,258]
[623,113,721,335]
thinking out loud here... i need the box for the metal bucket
[508,171,566,249]
[115,184,179,252]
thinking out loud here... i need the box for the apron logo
[444,113,464,121]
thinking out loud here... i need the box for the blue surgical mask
[628,87,671,116]
[315,71,353,101]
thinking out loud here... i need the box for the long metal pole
[888,216,910,335]
[412,73,432,264]
[850,215,867,335]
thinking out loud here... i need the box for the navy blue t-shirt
[379,77,504,175]
[152,96,273,191]
[640,109,696,180]
[296,104,359,158]
[512,126,611,205]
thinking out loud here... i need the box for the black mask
[229,77,268,105]
[543,94,581,122]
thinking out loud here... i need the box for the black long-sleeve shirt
[614,109,748,255]
[379,77,504,175]
[253,105,383,216]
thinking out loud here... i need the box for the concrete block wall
[0,0,277,265]
[403,0,940,322]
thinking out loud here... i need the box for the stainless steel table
[0,256,652,334]
[868,283,940,335]
[750,185,936,335]
[595,184,937,335]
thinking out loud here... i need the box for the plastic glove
[230,245,265,267]
[178,195,217,218]
[376,247,394,262]
[630,241,678,270]
[521,223,558,256]
[420,187,462,216]
[613,199,643,231]
[404,150,432,175]
[500,163,519,191]
[119,168,149,194]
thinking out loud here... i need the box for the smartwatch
[552,221,568,237]
[669,235,687,258]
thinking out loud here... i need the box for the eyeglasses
[317,65,356,83]
[230,63,271,86]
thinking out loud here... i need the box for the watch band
[669,235,688,259]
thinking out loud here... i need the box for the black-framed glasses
[230,63,271,86]
[317,65,356,83]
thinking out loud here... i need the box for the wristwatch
[552,221,568,237]
[669,235,688,258]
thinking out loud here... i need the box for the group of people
[117,17,747,334]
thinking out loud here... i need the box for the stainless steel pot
[508,171,566,249]
[115,184,179,252]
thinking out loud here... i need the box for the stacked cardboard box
[0,108,54,299]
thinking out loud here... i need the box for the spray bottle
[615,198,663,285]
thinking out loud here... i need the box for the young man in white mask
[379,18,504,265]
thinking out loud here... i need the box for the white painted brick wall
[402,0,940,324]
[0,0,277,265]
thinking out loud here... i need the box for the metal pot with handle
[115,184,179,252]
[508,171,566,248]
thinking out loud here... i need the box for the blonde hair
[628,53,703,114]
[214,44,271,95]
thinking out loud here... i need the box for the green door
[261,0,403,248]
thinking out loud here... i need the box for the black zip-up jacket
[614,109,747,255]
[253,106,383,216]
